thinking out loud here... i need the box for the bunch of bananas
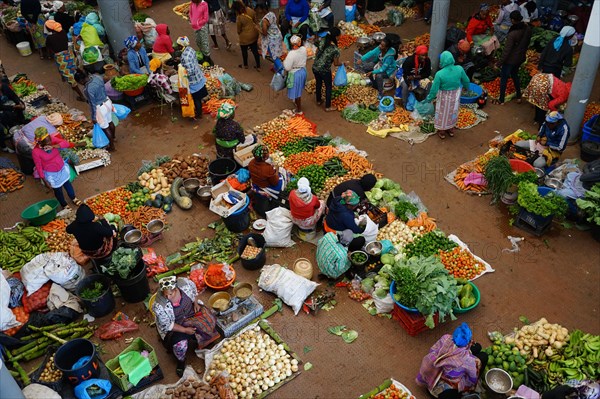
[0,226,49,272]
[547,330,600,382]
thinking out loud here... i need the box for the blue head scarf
[452,323,472,347]
[553,26,576,51]
[545,111,563,123]
[124,35,138,50]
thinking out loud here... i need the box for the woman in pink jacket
[32,127,82,209]
[189,0,214,65]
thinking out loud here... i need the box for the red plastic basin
[510,159,534,173]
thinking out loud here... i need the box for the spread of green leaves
[403,230,457,259]
[576,183,600,225]
[517,181,568,217]
[111,74,149,92]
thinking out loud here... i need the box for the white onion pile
[205,326,298,398]
[377,220,422,248]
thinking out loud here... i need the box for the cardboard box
[105,337,158,392]
[209,189,247,218]
[234,143,258,167]
[211,180,233,199]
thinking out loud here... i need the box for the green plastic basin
[453,281,481,314]
[21,199,60,226]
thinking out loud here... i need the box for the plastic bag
[372,292,394,314]
[263,207,295,247]
[357,215,378,243]
[0,272,19,332]
[43,252,84,291]
[20,253,51,294]
[113,104,131,120]
[415,100,434,117]
[270,72,286,91]
[22,384,61,399]
[333,64,347,87]
[7,277,25,308]
[405,92,416,111]
[219,74,242,97]
[211,371,236,399]
[92,124,109,149]
[258,264,319,315]
[345,4,356,22]
[23,281,52,313]
[96,319,139,340]
[189,264,207,293]
[74,379,112,399]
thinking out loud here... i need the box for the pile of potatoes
[161,377,219,399]
[138,168,172,198]
[159,156,210,183]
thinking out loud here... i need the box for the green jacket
[426,51,470,102]
[361,47,397,77]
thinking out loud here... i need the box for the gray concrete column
[565,0,600,142]
[332,0,345,26]
[429,0,451,72]
[97,0,136,56]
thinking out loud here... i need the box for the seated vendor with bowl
[248,145,283,197]
[515,111,570,168]
[67,204,116,259]
[416,323,488,399]
[152,276,219,377]
[289,177,326,231]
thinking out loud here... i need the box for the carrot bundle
[0,169,25,193]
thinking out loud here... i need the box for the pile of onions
[377,220,422,248]
[205,326,298,398]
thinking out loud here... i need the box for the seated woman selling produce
[515,111,570,168]
[248,145,283,196]
[326,173,376,207]
[152,276,219,377]
[214,103,245,159]
[66,204,116,259]
[325,190,364,234]
[416,323,488,399]
[289,177,326,231]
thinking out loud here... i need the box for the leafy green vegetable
[102,247,140,279]
[132,12,150,22]
[327,325,346,336]
[80,281,106,299]
[390,265,419,308]
[403,230,457,259]
[341,330,358,343]
[361,277,374,293]
[576,183,600,225]
[111,74,149,92]
[517,182,568,218]
[394,201,419,222]
[304,362,313,371]
[512,171,539,186]
[484,156,514,203]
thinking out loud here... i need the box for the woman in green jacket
[425,51,470,139]
[357,38,397,98]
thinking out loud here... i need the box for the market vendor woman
[248,145,283,196]
[325,190,364,234]
[289,177,326,231]
[416,323,488,399]
[66,204,116,259]
[516,111,570,168]
[152,276,219,377]
[214,103,245,159]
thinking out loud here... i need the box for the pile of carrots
[41,219,66,232]
[337,34,357,49]
[338,152,373,175]
[0,169,25,193]
[332,95,350,111]
[453,164,487,193]
[202,98,236,115]
[387,108,413,126]
[481,77,515,99]
[438,246,485,280]
[123,206,166,236]
[87,187,132,218]
[286,115,317,136]
[358,23,381,35]
[414,33,430,47]
[406,212,436,232]
[455,108,479,129]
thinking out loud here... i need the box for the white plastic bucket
[16,41,32,56]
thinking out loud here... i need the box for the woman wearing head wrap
[493,0,520,42]
[177,36,209,119]
[289,177,326,231]
[152,24,175,63]
[496,10,531,104]
[313,28,342,112]
[45,20,86,101]
[523,72,571,124]
[465,3,493,44]
[325,189,364,234]
[326,173,377,207]
[248,145,283,195]
[425,51,470,139]
[538,26,575,78]
[66,204,116,259]
[447,39,476,79]
[283,35,308,114]
[148,59,173,94]
[232,1,260,71]
[189,0,214,66]
[32,127,82,208]
[152,276,219,377]
[417,323,488,399]
[124,35,151,74]
[20,0,48,59]
[515,111,570,167]
[213,103,245,159]
[400,45,431,109]
[52,2,74,32]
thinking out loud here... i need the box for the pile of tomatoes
[86,187,132,218]
[438,246,485,280]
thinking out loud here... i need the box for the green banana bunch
[0,226,49,272]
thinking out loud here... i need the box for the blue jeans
[53,180,76,207]
[499,63,521,103]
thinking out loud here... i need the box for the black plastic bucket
[208,158,238,185]
[114,259,150,303]
[223,197,250,233]
[76,274,115,317]
[237,233,266,270]
[54,339,99,386]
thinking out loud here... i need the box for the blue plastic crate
[582,114,600,144]
[515,208,553,236]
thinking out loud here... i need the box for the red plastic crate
[391,304,439,336]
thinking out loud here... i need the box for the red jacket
[466,14,493,43]
[152,24,174,54]
[549,76,571,111]
[289,190,320,220]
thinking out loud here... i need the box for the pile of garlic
[205,326,298,398]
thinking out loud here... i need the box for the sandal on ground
[437,131,446,139]
[226,42,232,50]
[73,198,83,206]
[254,66,261,72]
[294,110,303,115]
[325,107,336,112]
[238,64,249,69]
[447,129,455,137]
[213,46,220,50]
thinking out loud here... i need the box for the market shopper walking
[312,28,342,112]
[189,0,214,66]
[44,20,86,102]
[178,36,209,120]
[538,26,575,78]
[523,72,571,124]
[75,71,116,151]
[32,127,82,209]
[257,3,283,61]
[425,51,470,139]
[284,35,308,115]
[152,24,175,63]
[232,1,260,71]
[206,0,231,50]
[20,0,48,59]
[496,11,531,105]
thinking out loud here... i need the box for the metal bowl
[208,292,231,312]
[567,14,579,23]
[534,167,545,179]
[365,241,382,256]
[485,368,513,394]
[349,250,369,266]
[124,229,142,245]
[196,186,212,206]
[544,177,561,190]
[557,10,568,17]
[372,32,386,42]
[183,178,201,193]
[357,36,372,45]
[147,219,164,234]
[233,282,253,300]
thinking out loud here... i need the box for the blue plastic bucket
[223,196,250,233]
